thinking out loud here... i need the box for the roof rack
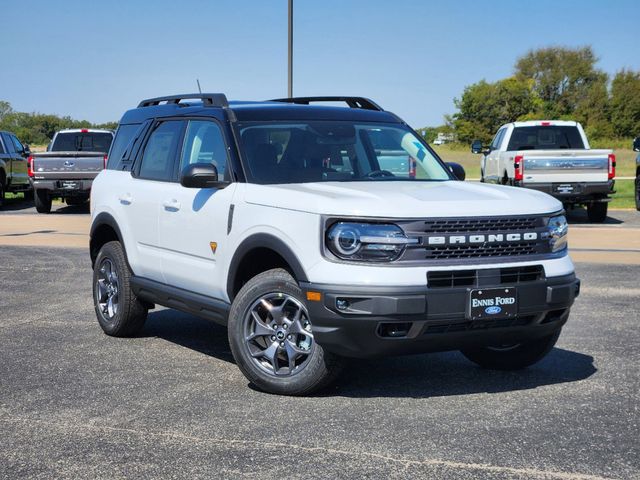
[269,96,384,112]
[137,93,229,108]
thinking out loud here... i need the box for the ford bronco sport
[90,94,580,395]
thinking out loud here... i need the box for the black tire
[461,329,561,370]
[93,241,147,337]
[587,202,608,223]
[635,176,639,211]
[228,268,343,395]
[0,178,5,208]
[34,189,52,214]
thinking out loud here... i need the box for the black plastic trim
[90,212,126,267]
[226,233,309,300]
[130,276,230,326]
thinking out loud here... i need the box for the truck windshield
[507,126,585,151]
[238,121,451,184]
[51,132,113,152]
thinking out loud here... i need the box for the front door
[159,119,236,299]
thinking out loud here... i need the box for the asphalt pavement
[0,244,638,479]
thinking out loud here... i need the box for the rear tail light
[608,153,616,180]
[103,155,108,169]
[514,154,524,182]
[408,156,416,179]
[27,156,34,177]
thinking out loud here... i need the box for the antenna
[196,79,202,94]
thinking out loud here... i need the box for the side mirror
[23,145,31,157]
[633,137,640,152]
[471,139,484,154]
[180,163,229,189]
[447,162,466,181]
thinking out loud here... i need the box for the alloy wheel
[96,258,119,320]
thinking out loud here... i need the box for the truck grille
[398,215,551,263]
[427,265,544,288]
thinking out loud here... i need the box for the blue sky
[1,0,638,127]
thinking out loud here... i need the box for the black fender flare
[226,233,309,300]
[90,212,127,266]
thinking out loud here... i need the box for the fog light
[336,298,350,311]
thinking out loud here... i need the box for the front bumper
[301,273,580,358]
[521,181,613,203]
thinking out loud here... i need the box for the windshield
[51,132,113,152]
[238,121,451,184]
[507,126,585,151]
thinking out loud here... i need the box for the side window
[107,124,140,169]
[0,136,5,154]
[491,128,505,150]
[1,133,15,153]
[138,121,184,181]
[179,120,228,177]
[11,135,24,154]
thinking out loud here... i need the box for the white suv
[90,94,580,395]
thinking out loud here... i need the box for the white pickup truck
[472,121,614,222]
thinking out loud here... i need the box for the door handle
[118,193,133,205]
[162,199,181,211]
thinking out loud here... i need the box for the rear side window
[138,121,184,181]
[51,132,114,152]
[507,126,585,151]
[179,120,228,177]
[491,128,506,150]
[107,124,140,169]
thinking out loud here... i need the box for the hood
[244,181,562,218]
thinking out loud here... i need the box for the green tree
[610,69,640,137]
[515,46,606,119]
[452,77,538,143]
[0,100,12,121]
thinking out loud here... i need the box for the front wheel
[228,268,343,395]
[34,190,52,213]
[461,329,561,370]
[587,202,608,223]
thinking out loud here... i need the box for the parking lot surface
[1,204,639,479]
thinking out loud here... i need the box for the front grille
[422,217,540,234]
[426,242,537,260]
[423,315,535,334]
[427,265,544,288]
[398,215,551,262]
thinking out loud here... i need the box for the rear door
[159,118,237,298]
[120,119,186,282]
[9,134,29,186]
[0,135,10,184]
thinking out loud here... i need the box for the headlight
[326,222,417,262]
[547,214,568,252]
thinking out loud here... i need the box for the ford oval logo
[485,306,502,315]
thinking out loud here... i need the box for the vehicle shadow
[0,197,34,212]
[140,309,235,363]
[142,309,596,398]
[565,206,622,225]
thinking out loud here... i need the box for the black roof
[119,96,402,125]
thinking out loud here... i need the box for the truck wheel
[93,241,147,337]
[461,329,561,370]
[587,202,608,223]
[34,190,52,214]
[228,268,344,395]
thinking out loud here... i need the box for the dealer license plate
[468,287,517,320]
[61,181,80,190]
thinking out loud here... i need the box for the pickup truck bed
[29,129,113,213]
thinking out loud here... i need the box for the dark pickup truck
[0,130,32,207]
[634,136,640,211]
[29,129,113,213]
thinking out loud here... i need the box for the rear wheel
[34,190,52,213]
[461,329,561,370]
[93,241,147,336]
[587,202,607,223]
[228,268,343,395]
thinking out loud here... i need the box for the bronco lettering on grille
[427,232,538,246]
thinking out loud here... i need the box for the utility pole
[288,0,293,97]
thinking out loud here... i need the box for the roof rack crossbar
[137,93,229,108]
[269,96,384,111]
